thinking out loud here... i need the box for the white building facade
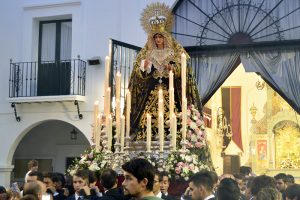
[0,0,175,187]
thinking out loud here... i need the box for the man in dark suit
[100,168,125,200]
[189,171,215,200]
[159,172,175,200]
[66,170,100,200]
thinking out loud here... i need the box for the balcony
[8,58,86,103]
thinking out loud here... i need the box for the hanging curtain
[41,23,56,62]
[241,49,300,114]
[190,52,240,105]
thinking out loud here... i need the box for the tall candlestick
[181,53,187,99]
[116,71,121,101]
[107,114,112,152]
[172,114,177,151]
[126,90,131,138]
[169,88,174,127]
[120,115,125,153]
[105,56,110,91]
[158,89,164,116]
[182,97,187,141]
[115,99,121,143]
[93,101,99,144]
[169,71,174,89]
[146,113,152,152]
[95,113,102,152]
[159,113,164,152]
[106,87,111,116]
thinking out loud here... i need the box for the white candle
[93,101,99,144]
[169,88,174,127]
[181,53,186,99]
[95,113,102,152]
[116,71,121,101]
[182,97,187,141]
[107,114,113,152]
[126,90,131,138]
[115,99,120,143]
[158,89,164,116]
[120,115,125,153]
[172,114,177,151]
[146,113,152,152]
[169,71,174,89]
[104,56,110,90]
[159,113,164,152]
[106,87,111,116]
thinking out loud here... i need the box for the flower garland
[66,147,108,177]
[165,104,214,180]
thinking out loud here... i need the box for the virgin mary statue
[128,2,202,141]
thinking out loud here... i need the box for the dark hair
[286,184,300,200]
[0,186,6,194]
[122,158,155,191]
[160,171,170,181]
[216,178,241,200]
[239,166,252,176]
[190,171,214,192]
[100,169,117,190]
[286,174,295,184]
[43,172,59,183]
[233,173,245,180]
[209,171,219,184]
[28,160,38,170]
[28,171,43,182]
[250,175,276,196]
[256,187,281,200]
[55,172,66,187]
[274,173,288,183]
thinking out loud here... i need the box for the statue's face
[153,34,164,48]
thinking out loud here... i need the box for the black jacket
[100,188,125,200]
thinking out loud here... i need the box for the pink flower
[196,119,202,126]
[177,162,184,167]
[189,164,195,171]
[195,142,203,148]
[88,153,93,159]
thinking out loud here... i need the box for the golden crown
[141,2,173,35]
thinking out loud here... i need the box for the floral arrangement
[66,147,108,177]
[165,104,214,180]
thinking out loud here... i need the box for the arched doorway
[12,120,90,183]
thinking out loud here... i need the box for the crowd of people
[0,159,300,200]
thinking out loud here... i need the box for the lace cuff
[140,60,152,73]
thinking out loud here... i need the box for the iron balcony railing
[9,58,86,98]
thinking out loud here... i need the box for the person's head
[286,174,295,186]
[160,171,170,194]
[233,173,246,192]
[23,181,46,200]
[28,160,38,172]
[250,175,276,197]
[274,173,288,192]
[153,33,164,49]
[100,168,118,190]
[209,171,219,193]
[55,173,66,189]
[256,187,282,200]
[0,186,6,194]
[43,172,59,189]
[153,171,162,195]
[245,177,254,200]
[189,171,214,200]
[239,166,252,177]
[20,194,38,200]
[88,170,98,188]
[27,172,43,183]
[216,178,241,200]
[286,184,300,200]
[73,170,89,193]
[122,158,155,198]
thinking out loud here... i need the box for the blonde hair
[256,187,282,200]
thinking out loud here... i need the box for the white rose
[185,155,192,163]
[88,162,100,171]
